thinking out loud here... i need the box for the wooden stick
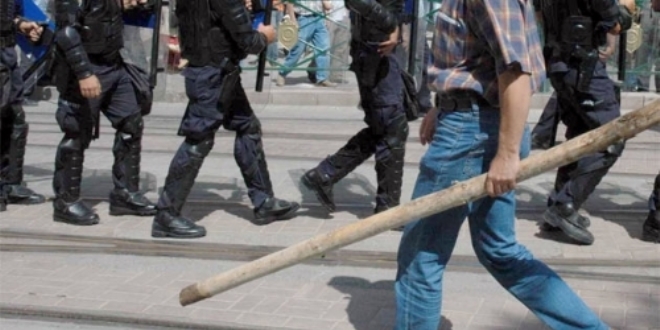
[180,99,660,306]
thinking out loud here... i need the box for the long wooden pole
[180,100,660,306]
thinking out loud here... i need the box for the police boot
[253,197,300,225]
[642,211,659,243]
[152,140,209,238]
[302,167,336,212]
[302,131,376,212]
[2,123,45,205]
[109,131,156,216]
[52,138,99,226]
[642,174,660,243]
[543,202,594,245]
[0,184,7,212]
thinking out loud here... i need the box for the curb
[0,305,280,330]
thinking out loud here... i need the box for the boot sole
[543,209,594,245]
[53,214,100,226]
[301,175,335,212]
[109,205,158,217]
[151,228,207,239]
[253,203,301,225]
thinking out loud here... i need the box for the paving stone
[56,298,107,310]
[283,317,338,329]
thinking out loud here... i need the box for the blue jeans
[394,107,608,330]
[279,15,330,82]
[267,11,282,63]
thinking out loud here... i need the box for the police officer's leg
[151,67,223,238]
[0,107,6,212]
[373,105,408,213]
[531,92,559,150]
[52,99,99,225]
[0,48,44,204]
[642,172,660,242]
[225,84,300,225]
[104,67,156,216]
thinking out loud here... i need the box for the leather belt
[435,91,492,112]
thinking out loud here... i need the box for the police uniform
[52,0,156,225]
[302,0,408,214]
[0,0,46,211]
[537,0,634,245]
[152,0,300,238]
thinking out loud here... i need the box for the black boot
[302,168,336,212]
[3,123,45,204]
[302,129,376,212]
[0,184,6,212]
[543,202,594,245]
[642,173,660,243]
[642,211,659,243]
[52,138,99,225]
[253,197,300,225]
[152,139,210,238]
[109,130,156,216]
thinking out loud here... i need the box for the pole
[180,100,660,306]
[255,0,273,92]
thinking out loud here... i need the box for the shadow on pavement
[328,276,454,330]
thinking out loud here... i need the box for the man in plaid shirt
[393,0,609,329]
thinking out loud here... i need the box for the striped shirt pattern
[427,0,546,107]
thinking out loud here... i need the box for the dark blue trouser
[549,61,623,208]
[53,62,144,201]
[1,47,29,185]
[531,91,559,143]
[317,52,409,208]
[157,66,273,213]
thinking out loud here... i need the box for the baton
[255,0,273,92]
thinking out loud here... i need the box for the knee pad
[184,135,215,159]
[58,137,83,153]
[116,114,144,140]
[8,104,26,125]
[384,114,409,154]
[237,116,262,139]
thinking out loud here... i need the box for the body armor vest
[0,0,17,47]
[176,0,241,67]
[78,0,124,58]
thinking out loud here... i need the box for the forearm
[497,69,531,156]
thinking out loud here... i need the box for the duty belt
[435,91,492,111]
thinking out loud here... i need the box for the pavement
[0,98,659,330]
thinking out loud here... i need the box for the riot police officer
[151,0,300,238]
[302,0,408,215]
[535,0,635,245]
[1,0,46,211]
[642,171,660,242]
[51,0,158,225]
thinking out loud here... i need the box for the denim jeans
[279,15,330,82]
[394,106,608,330]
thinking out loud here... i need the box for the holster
[219,61,241,109]
[574,48,598,93]
[124,62,153,116]
[560,16,597,93]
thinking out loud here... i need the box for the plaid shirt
[428,0,546,107]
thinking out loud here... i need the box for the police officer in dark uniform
[535,0,635,245]
[151,0,300,238]
[0,0,46,211]
[51,0,157,225]
[302,0,408,215]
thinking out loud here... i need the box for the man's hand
[17,21,43,42]
[123,0,147,10]
[486,152,520,197]
[79,75,101,99]
[419,107,439,146]
[378,27,399,56]
[257,23,276,44]
[245,0,252,11]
